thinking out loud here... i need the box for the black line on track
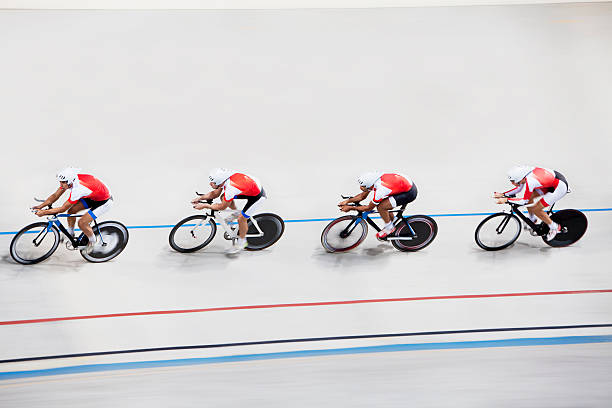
[2,323,611,364]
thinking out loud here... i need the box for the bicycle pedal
[65,241,80,251]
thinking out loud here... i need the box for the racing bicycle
[321,195,438,252]
[10,198,129,264]
[474,201,587,250]
[169,195,285,253]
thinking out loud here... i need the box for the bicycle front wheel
[321,216,368,253]
[10,222,60,265]
[81,221,129,263]
[246,213,285,251]
[169,215,217,253]
[475,213,522,251]
[391,215,438,252]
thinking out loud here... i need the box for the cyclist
[494,165,569,241]
[192,168,266,254]
[32,167,113,253]
[339,171,417,239]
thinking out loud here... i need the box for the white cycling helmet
[56,167,80,184]
[208,168,234,186]
[507,165,534,183]
[357,171,383,189]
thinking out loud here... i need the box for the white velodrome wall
[0,0,606,10]
[0,3,611,404]
[1,3,611,227]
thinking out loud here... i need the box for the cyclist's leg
[526,191,542,223]
[78,198,113,243]
[238,192,266,239]
[535,182,568,226]
[385,185,418,222]
[67,201,86,234]
[78,212,96,243]
[377,198,393,223]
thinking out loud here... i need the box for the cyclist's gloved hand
[492,192,504,199]
[193,202,210,210]
[339,205,353,213]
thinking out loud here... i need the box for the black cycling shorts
[234,189,266,217]
[388,184,418,207]
[80,197,110,211]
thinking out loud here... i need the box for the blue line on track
[1,335,611,380]
[1,208,611,236]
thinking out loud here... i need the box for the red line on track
[1,289,611,326]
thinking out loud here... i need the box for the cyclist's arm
[339,190,369,206]
[502,184,523,197]
[208,196,232,211]
[353,201,376,212]
[507,182,532,205]
[36,200,73,216]
[193,187,222,202]
[33,187,65,209]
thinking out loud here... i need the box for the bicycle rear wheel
[169,215,217,253]
[10,222,60,265]
[475,212,521,251]
[80,221,129,263]
[321,215,368,253]
[391,215,437,252]
[543,209,588,248]
[246,213,285,251]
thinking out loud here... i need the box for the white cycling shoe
[85,239,103,254]
[227,238,248,254]
[546,222,561,241]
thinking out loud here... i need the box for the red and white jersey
[505,167,561,205]
[372,173,413,204]
[67,174,111,204]
[222,173,262,201]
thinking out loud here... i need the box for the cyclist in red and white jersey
[192,168,266,254]
[33,167,113,253]
[339,172,418,239]
[494,165,569,240]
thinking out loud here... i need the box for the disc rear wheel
[391,216,437,252]
[80,221,129,263]
[245,213,285,251]
[544,209,588,247]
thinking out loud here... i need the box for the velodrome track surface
[1,2,612,406]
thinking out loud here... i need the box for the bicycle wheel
[391,215,438,252]
[543,209,588,248]
[169,215,217,253]
[80,221,129,263]
[10,222,60,265]
[246,213,285,251]
[321,215,368,253]
[475,212,522,251]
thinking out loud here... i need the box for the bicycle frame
[194,207,265,240]
[341,203,417,241]
[36,213,107,248]
[497,202,556,236]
